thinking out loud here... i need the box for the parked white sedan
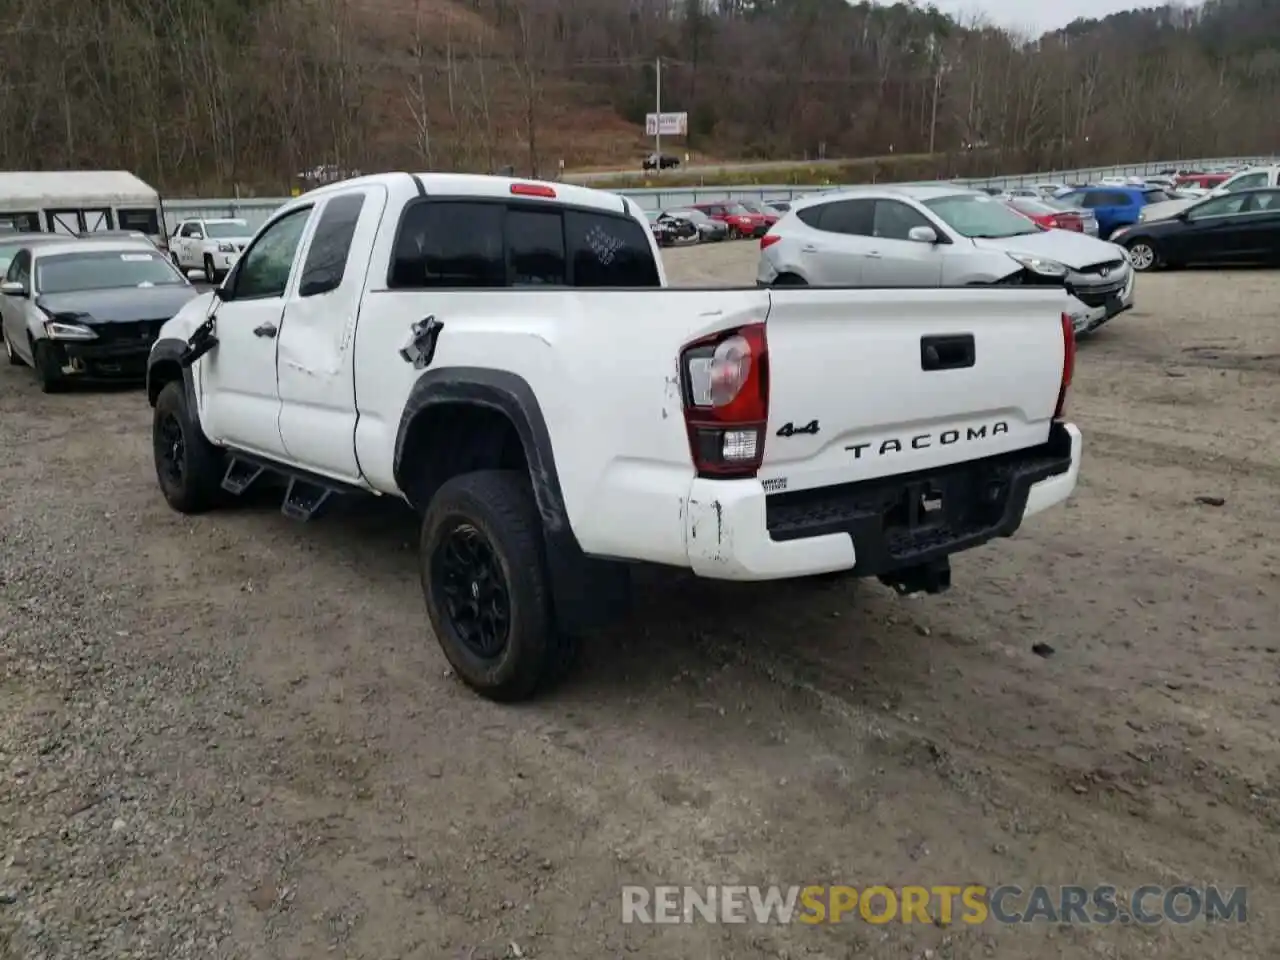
[757,185,1135,336]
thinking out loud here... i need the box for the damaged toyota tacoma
[145,172,1083,702]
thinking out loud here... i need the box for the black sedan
[1109,187,1280,272]
[1,240,200,391]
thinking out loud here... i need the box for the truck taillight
[1056,312,1075,419]
[760,233,781,250]
[680,323,769,478]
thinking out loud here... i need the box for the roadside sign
[645,112,688,137]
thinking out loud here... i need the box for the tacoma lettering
[845,421,1008,459]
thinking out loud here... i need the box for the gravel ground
[1,246,1278,959]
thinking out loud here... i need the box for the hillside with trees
[0,0,1275,193]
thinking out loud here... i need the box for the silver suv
[757,185,1135,336]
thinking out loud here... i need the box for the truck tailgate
[760,287,1070,492]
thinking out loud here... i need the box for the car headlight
[44,318,97,340]
[1007,252,1069,278]
[217,242,235,253]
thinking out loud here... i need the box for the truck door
[275,185,388,481]
[197,205,314,459]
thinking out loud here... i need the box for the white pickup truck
[146,173,1083,702]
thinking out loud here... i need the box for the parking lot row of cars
[645,199,790,245]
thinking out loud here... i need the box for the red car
[691,202,771,239]
[1174,173,1228,190]
[1004,196,1084,232]
[736,200,781,226]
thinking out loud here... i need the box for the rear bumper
[685,422,1081,581]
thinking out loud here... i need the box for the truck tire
[152,380,224,513]
[420,470,573,702]
[33,341,64,392]
[4,331,22,366]
[203,254,218,285]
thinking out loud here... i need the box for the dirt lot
[1,245,1278,960]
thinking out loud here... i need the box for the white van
[0,171,166,249]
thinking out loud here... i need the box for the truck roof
[301,172,636,218]
[0,171,160,208]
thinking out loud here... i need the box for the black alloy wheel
[156,409,186,489]
[431,521,512,660]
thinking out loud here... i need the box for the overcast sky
[928,0,1200,36]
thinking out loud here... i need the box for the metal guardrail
[162,156,1277,232]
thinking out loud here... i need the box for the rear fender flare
[393,366,569,537]
[394,367,627,633]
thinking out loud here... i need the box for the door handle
[801,244,818,253]
[253,322,277,338]
[866,251,883,259]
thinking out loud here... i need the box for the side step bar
[220,450,368,522]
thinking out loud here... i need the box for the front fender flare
[147,337,198,410]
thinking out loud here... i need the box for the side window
[872,200,930,240]
[1108,192,1134,206]
[118,208,160,234]
[1078,192,1104,209]
[816,200,874,235]
[1225,173,1266,192]
[1188,195,1248,219]
[232,208,312,299]
[1247,191,1280,212]
[564,210,660,287]
[298,193,366,297]
[0,212,39,232]
[5,250,28,283]
[507,207,566,286]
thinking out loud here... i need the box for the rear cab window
[389,200,660,289]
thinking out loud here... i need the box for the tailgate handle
[921,334,974,371]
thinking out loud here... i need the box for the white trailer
[0,171,166,248]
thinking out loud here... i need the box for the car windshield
[740,202,770,214]
[1142,190,1173,203]
[36,249,185,293]
[723,204,752,216]
[204,222,248,238]
[669,209,708,223]
[923,194,1041,238]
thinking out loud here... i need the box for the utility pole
[654,56,662,163]
[929,54,944,155]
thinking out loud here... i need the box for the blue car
[1057,185,1175,240]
